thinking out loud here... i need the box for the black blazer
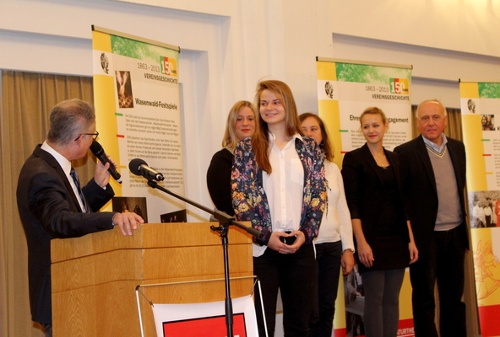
[342,144,410,271]
[16,145,115,324]
[206,148,235,216]
[394,135,469,254]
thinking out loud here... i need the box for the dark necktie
[70,169,89,213]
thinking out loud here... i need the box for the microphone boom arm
[145,180,262,239]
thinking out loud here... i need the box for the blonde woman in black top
[206,100,256,215]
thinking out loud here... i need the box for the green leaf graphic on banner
[478,83,500,98]
[110,35,161,61]
[336,63,379,83]
[335,63,411,85]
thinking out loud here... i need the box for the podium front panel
[51,222,253,337]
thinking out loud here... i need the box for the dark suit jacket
[394,135,469,255]
[16,145,116,324]
[341,144,409,271]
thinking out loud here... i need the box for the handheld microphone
[89,140,122,183]
[128,158,164,181]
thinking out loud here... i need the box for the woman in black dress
[341,107,418,337]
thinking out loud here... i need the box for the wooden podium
[51,222,253,337]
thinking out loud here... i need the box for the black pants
[410,226,466,337]
[310,241,342,337]
[254,244,315,337]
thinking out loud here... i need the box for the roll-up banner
[316,57,414,337]
[460,81,500,337]
[92,26,185,223]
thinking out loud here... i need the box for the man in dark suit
[16,99,144,337]
[394,99,468,337]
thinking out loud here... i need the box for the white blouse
[315,160,354,252]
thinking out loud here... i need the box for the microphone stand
[145,179,262,337]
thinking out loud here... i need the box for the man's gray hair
[47,99,95,144]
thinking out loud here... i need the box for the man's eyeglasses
[74,131,99,141]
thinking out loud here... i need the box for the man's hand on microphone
[112,212,144,235]
[94,156,118,187]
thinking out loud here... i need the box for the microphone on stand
[128,158,164,181]
[89,140,122,183]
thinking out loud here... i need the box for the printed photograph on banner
[481,114,496,131]
[160,209,187,223]
[115,70,134,108]
[468,191,500,229]
[112,196,148,223]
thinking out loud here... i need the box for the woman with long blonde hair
[206,100,256,215]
